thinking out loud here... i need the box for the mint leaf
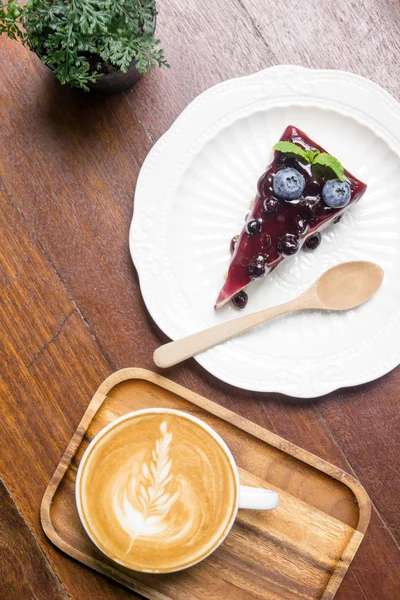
[312,152,345,182]
[274,141,309,163]
[306,149,319,163]
[274,140,345,182]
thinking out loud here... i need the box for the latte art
[77,410,237,572]
[115,422,192,549]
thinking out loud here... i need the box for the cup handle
[239,485,279,510]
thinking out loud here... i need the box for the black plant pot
[34,48,144,94]
[87,61,143,94]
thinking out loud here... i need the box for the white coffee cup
[76,408,279,572]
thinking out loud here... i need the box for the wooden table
[0,1,399,598]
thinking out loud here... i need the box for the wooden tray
[41,368,371,600]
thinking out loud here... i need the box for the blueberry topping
[264,248,279,264]
[232,290,248,309]
[278,233,299,256]
[230,235,238,254]
[304,233,321,251]
[322,179,351,208]
[262,233,272,249]
[248,255,266,279]
[246,218,262,236]
[263,196,280,214]
[273,168,305,200]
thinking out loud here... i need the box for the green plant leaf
[312,152,345,181]
[273,141,309,163]
[306,149,319,163]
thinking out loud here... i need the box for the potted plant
[0,0,168,93]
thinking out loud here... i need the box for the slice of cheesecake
[215,125,367,309]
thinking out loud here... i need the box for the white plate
[130,66,400,397]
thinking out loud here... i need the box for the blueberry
[263,196,280,214]
[305,179,321,196]
[273,168,305,200]
[302,196,319,218]
[232,290,248,309]
[277,153,289,166]
[230,235,238,254]
[248,256,265,279]
[246,218,262,236]
[294,215,308,235]
[278,233,298,256]
[262,176,274,194]
[304,233,321,251]
[322,179,351,208]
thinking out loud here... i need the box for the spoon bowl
[313,261,384,311]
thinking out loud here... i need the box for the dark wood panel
[0,478,69,600]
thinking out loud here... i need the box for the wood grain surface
[0,0,400,598]
[40,369,370,600]
[0,478,69,600]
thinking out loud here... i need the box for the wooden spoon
[153,261,384,369]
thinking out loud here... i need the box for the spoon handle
[153,299,299,369]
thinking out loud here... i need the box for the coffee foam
[78,412,237,572]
